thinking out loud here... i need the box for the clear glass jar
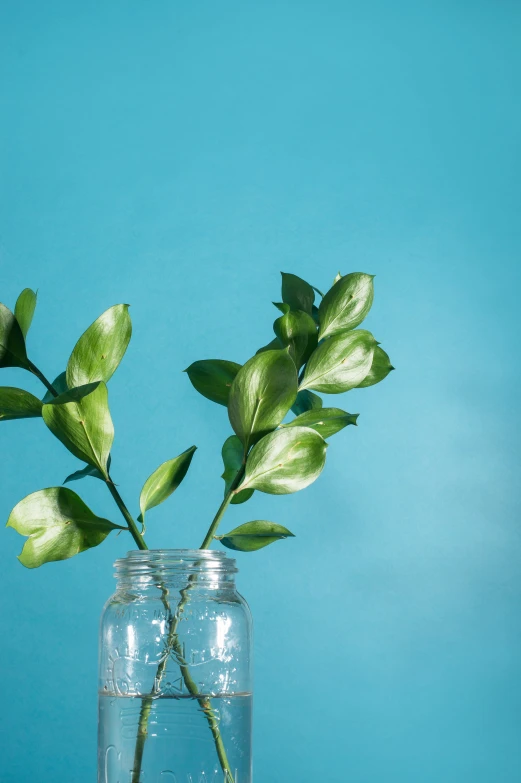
[98,550,253,783]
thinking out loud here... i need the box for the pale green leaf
[0,387,42,421]
[6,486,121,568]
[239,425,327,495]
[42,382,113,477]
[14,288,37,339]
[66,304,132,388]
[283,407,358,438]
[318,272,375,339]
[217,521,295,552]
[228,349,297,453]
[139,446,197,521]
[300,329,377,394]
[357,345,395,388]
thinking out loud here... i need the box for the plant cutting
[1,271,393,782]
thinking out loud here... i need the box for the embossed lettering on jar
[98,550,253,783]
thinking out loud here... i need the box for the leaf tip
[17,555,35,569]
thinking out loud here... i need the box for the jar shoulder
[101,587,252,626]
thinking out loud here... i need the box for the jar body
[98,550,253,783]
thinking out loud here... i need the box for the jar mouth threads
[114,548,238,584]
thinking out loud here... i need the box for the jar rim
[125,548,230,558]
[114,548,238,578]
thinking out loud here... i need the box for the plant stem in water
[131,468,245,781]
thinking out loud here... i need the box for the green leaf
[256,337,283,355]
[14,288,37,339]
[0,302,30,370]
[66,304,132,388]
[239,425,327,495]
[291,389,322,416]
[64,453,112,484]
[139,446,197,522]
[0,387,42,421]
[185,359,242,406]
[333,272,343,284]
[283,407,358,438]
[300,329,377,394]
[228,349,298,453]
[63,463,107,484]
[42,371,69,403]
[221,435,254,505]
[42,382,113,477]
[318,272,375,339]
[357,345,395,388]
[231,488,253,505]
[281,272,315,314]
[217,521,295,552]
[273,308,318,369]
[6,486,121,568]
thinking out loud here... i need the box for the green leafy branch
[186,270,394,551]
[1,292,196,566]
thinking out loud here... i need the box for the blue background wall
[1,2,520,781]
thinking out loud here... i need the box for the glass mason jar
[98,550,253,783]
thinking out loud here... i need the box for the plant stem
[131,471,245,782]
[132,589,235,783]
[105,479,148,551]
[28,360,58,396]
[30,361,148,551]
[199,466,245,549]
